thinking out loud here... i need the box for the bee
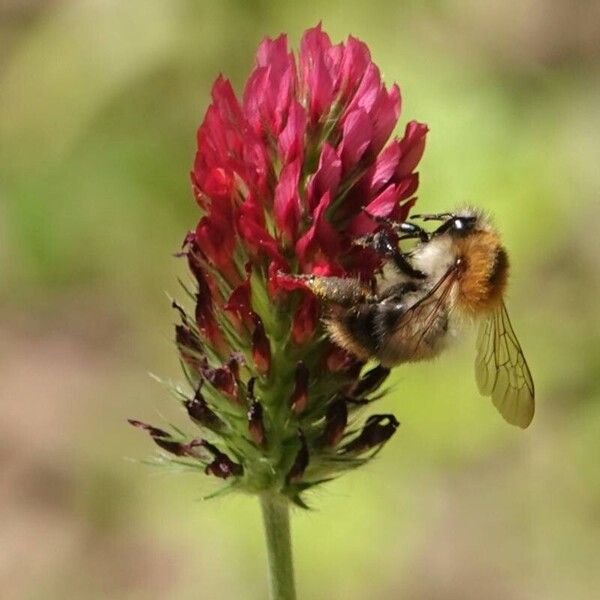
[299,207,535,428]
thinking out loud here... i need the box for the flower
[131,25,428,506]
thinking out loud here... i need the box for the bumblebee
[300,208,535,428]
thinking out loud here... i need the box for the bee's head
[434,207,493,238]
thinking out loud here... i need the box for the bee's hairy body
[326,280,451,367]
[325,208,509,367]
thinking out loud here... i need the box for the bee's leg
[294,275,374,307]
[394,221,430,243]
[365,213,430,243]
[355,229,426,279]
[390,248,427,280]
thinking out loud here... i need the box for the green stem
[260,494,297,600]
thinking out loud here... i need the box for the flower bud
[252,317,271,375]
[290,361,309,414]
[205,455,244,479]
[201,364,237,398]
[320,397,348,447]
[198,440,244,479]
[185,384,224,431]
[286,430,309,483]
[128,419,188,456]
[342,414,399,454]
[348,365,390,398]
[291,294,319,345]
[247,398,266,448]
[323,344,363,375]
[227,352,244,381]
[224,266,255,330]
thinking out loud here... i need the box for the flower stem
[260,494,297,600]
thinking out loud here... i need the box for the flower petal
[300,25,334,123]
[306,143,342,213]
[273,157,302,244]
[339,108,372,173]
[292,293,320,345]
[397,120,429,178]
[278,100,307,164]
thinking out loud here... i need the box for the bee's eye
[453,217,476,233]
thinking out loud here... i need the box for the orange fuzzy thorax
[454,230,508,315]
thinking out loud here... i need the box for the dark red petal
[368,141,401,195]
[370,83,401,154]
[342,414,399,453]
[348,366,390,397]
[269,270,309,293]
[201,441,244,479]
[339,108,372,173]
[300,25,334,123]
[321,398,348,446]
[224,269,254,328]
[245,35,296,136]
[227,352,245,381]
[343,63,381,116]
[195,215,238,282]
[202,167,236,204]
[190,267,227,350]
[185,386,224,431]
[286,429,309,483]
[396,172,419,201]
[273,158,302,245]
[342,245,382,281]
[364,184,402,217]
[240,192,266,227]
[292,293,320,345]
[323,344,364,374]
[237,213,288,270]
[256,33,290,70]
[252,318,271,375]
[243,66,270,134]
[205,457,243,479]
[201,364,237,399]
[247,400,266,447]
[279,100,307,164]
[128,419,170,439]
[336,36,371,101]
[128,420,189,456]
[396,120,429,178]
[290,361,309,414]
[348,184,402,236]
[211,75,245,128]
[306,143,342,213]
[175,324,205,372]
[296,191,341,268]
[395,196,417,223]
[273,64,297,134]
[308,257,345,277]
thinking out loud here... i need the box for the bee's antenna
[410,212,455,222]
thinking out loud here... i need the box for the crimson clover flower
[131,25,427,510]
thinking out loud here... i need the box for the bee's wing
[475,301,535,428]
[383,265,459,361]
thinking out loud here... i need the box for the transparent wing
[475,302,535,428]
[390,265,458,358]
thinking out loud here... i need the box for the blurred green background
[1,1,599,599]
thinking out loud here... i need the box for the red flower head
[132,25,428,505]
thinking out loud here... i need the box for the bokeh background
[1,1,599,599]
